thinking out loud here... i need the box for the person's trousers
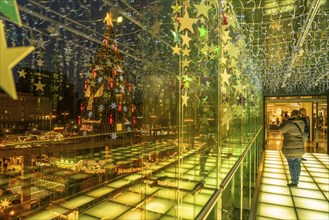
[286,157,302,184]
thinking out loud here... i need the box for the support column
[21,154,32,211]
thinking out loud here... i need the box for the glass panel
[257,203,297,219]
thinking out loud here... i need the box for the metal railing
[196,126,264,220]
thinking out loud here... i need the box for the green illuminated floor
[256,150,329,219]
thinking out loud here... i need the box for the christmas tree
[80,12,135,135]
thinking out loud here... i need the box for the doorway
[265,95,328,154]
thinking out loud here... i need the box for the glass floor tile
[290,188,327,200]
[258,192,294,206]
[296,209,329,220]
[260,184,291,195]
[257,203,297,219]
[257,150,329,220]
[293,197,329,210]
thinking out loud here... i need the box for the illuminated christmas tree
[80,12,135,135]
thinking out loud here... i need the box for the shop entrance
[265,95,328,154]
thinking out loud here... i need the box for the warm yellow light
[117,16,123,23]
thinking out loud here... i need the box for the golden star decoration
[182,58,191,68]
[181,47,190,56]
[194,1,211,19]
[181,91,189,107]
[180,32,192,48]
[36,57,44,67]
[221,67,231,85]
[171,44,181,55]
[103,12,114,27]
[171,3,182,13]
[0,21,35,100]
[179,10,197,33]
[18,69,27,78]
[34,80,46,92]
[183,0,190,8]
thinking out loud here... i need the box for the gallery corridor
[255,132,329,219]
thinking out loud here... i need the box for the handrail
[196,126,264,220]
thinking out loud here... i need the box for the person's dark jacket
[279,116,305,158]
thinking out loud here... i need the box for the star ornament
[194,1,211,19]
[18,69,27,78]
[179,10,197,33]
[0,21,35,100]
[34,80,46,92]
[181,91,189,107]
[171,44,181,55]
[0,0,22,26]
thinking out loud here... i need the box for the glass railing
[196,126,264,220]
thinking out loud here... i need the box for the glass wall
[0,1,264,219]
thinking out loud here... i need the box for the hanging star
[194,1,211,19]
[18,69,27,78]
[88,111,93,118]
[179,10,197,33]
[182,74,193,88]
[221,68,231,85]
[220,55,227,64]
[208,0,219,8]
[198,25,208,37]
[182,0,190,8]
[36,39,47,50]
[111,133,118,140]
[181,91,189,107]
[0,0,22,26]
[171,3,182,13]
[182,58,191,68]
[221,30,231,43]
[110,102,117,109]
[36,58,44,67]
[180,32,192,48]
[34,80,46,91]
[171,44,181,55]
[103,12,114,27]
[0,21,34,100]
[200,115,209,126]
[97,77,103,83]
[171,30,180,43]
[181,47,191,56]
[209,43,218,54]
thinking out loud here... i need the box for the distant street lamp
[61,111,69,133]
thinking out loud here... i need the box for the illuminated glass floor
[256,150,329,219]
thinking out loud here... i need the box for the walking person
[279,110,305,187]
[299,107,310,161]
[299,108,310,141]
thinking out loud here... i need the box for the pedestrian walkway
[256,150,329,219]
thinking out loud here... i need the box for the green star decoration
[0,0,22,26]
[171,30,180,43]
[198,25,208,38]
